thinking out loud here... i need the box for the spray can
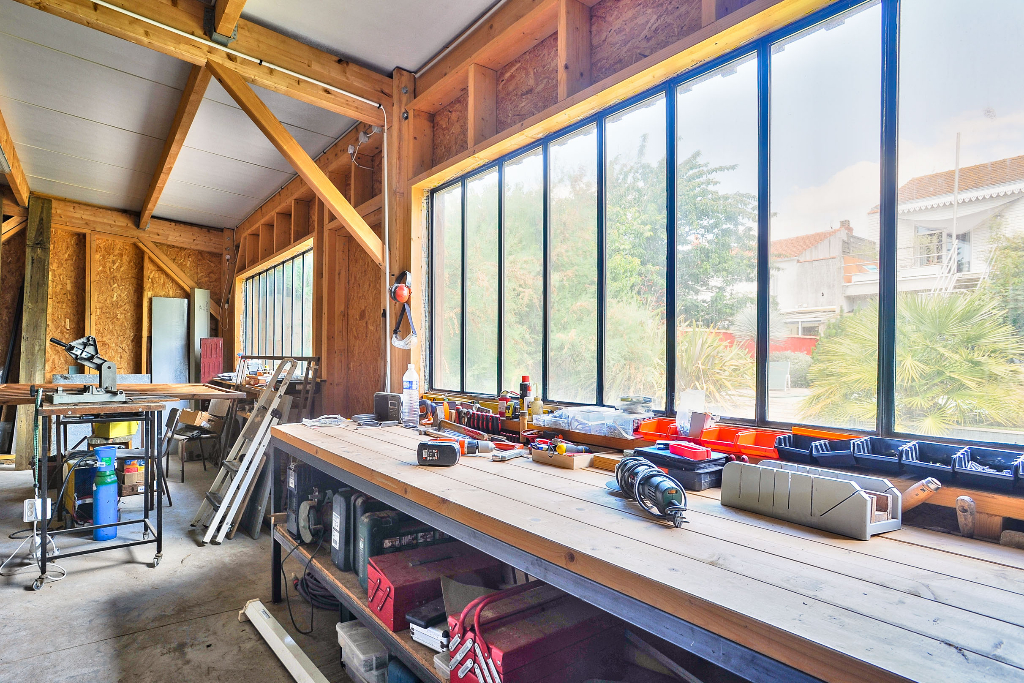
[93,445,118,541]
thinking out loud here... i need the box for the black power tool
[614,455,688,527]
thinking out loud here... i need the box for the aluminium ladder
[192,358,299,545]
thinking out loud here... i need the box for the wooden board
[92,237,143,374]
[44,228,86,379]
[274,423,1024,683]
[0,230,26,371]
[0,383,244,406]
[496,33,558,133]
[590,0,703,82]
[432,92,469,168]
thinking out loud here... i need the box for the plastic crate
[699,426,744,453]
[736,430,784,459]
[669,441,713,460]
[850,437,906,474]
[635,417,681,441]
[959,446,1024,491]
[810,439,856,468]
[634,442,729,472]
[775,433,817,463]
[337,621,388,683]
[899,441,968,482]
[665,466,724,491]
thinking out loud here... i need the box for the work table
[272,422,1024,683]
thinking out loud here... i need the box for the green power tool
[612,455,688,527]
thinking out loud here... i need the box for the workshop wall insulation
[0,230,26,374]
[92,237,143,375]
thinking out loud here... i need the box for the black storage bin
[900,441,968,482]
[851,437,906,474]
[775,434,817,463]
[810,439,856,468]
[634,442,729,472]
[959,446,1023,491]
[665,466,723,492]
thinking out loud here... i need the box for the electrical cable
[294,570,341,611]
[280,527,328,636]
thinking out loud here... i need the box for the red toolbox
[366,542,504,632]
[448,582,619,683]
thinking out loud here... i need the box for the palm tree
[801,290,1024,434]
[676,320,753,407]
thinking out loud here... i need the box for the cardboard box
[530,448,594,470]
[179,410,222,432]
[121,482,145,496]
[119,458,146,485]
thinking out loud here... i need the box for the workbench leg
[36,416,48,589]
[154,412,163,564]
[271,447,282,603]
[142,416,151,537]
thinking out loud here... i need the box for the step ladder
[192,358,299,545]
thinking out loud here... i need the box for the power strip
[23,498,52,523]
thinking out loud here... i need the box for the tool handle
[49,338,69,348]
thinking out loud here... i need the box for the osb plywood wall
[590,0,702,82]
[432,92,469,167]
[92,237,143,375]
[372,152,383,197]
[44,228,86,378]
[430,0,717,168]
[496,33,558,133]
[162,243,223,303]
[0,231,27,376]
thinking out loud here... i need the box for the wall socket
[23,498,51,523]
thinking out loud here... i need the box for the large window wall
[241,249,314,357]
[429,0,1024,447]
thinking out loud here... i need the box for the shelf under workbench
[272,524,442,683]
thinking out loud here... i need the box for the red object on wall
[199,338,223,383]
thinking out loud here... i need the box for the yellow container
[92,421,140,438]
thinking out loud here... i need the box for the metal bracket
[203,5,237,47]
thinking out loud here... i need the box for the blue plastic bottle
[92,445,118,541]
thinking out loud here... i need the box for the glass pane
[676,55,759,419]
[292,255,303,357]
[275,265,285,356]
[896,0,1024,443]
[464,169,499,394]
[282,259,293,357]
[605,95,667,410]
[432,184,463,390]
[502,149,544,393]
[303,251,314,356]
[258,273,267,356]
[768,2,881,429]
[548,124,598,403]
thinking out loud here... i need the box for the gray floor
[0,460,353,682]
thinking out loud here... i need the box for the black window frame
[427,0,1024,451]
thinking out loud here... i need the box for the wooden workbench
[271,422,1024,683]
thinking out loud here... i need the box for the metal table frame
[34,405,164,589]
[270,437,821,683]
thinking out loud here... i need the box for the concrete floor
[0,461,354,682]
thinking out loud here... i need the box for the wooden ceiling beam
[47,196,224,252]
[0,104,29,207]
[208,59,383,266]
[1,216,26,242]
[140,64,212,230]
[213,0,247,36]
[234,121,380,242]
[0,186,27,217]
[11,0,391,124]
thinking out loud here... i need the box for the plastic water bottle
[402,364,419,427]
[92,445,119,541]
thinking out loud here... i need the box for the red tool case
[448,582,619,683]
[366,542,504,632]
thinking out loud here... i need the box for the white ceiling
[0,0,495,229]
[241,0,497,74]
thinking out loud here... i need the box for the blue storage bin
[810,439,856,468]
[899,441,968,482]
[959,446,1023,491]
[775,434,817,463]
[387,658,421,683]
[850,437,906,474]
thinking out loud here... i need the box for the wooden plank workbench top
[273,422,1024,683]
